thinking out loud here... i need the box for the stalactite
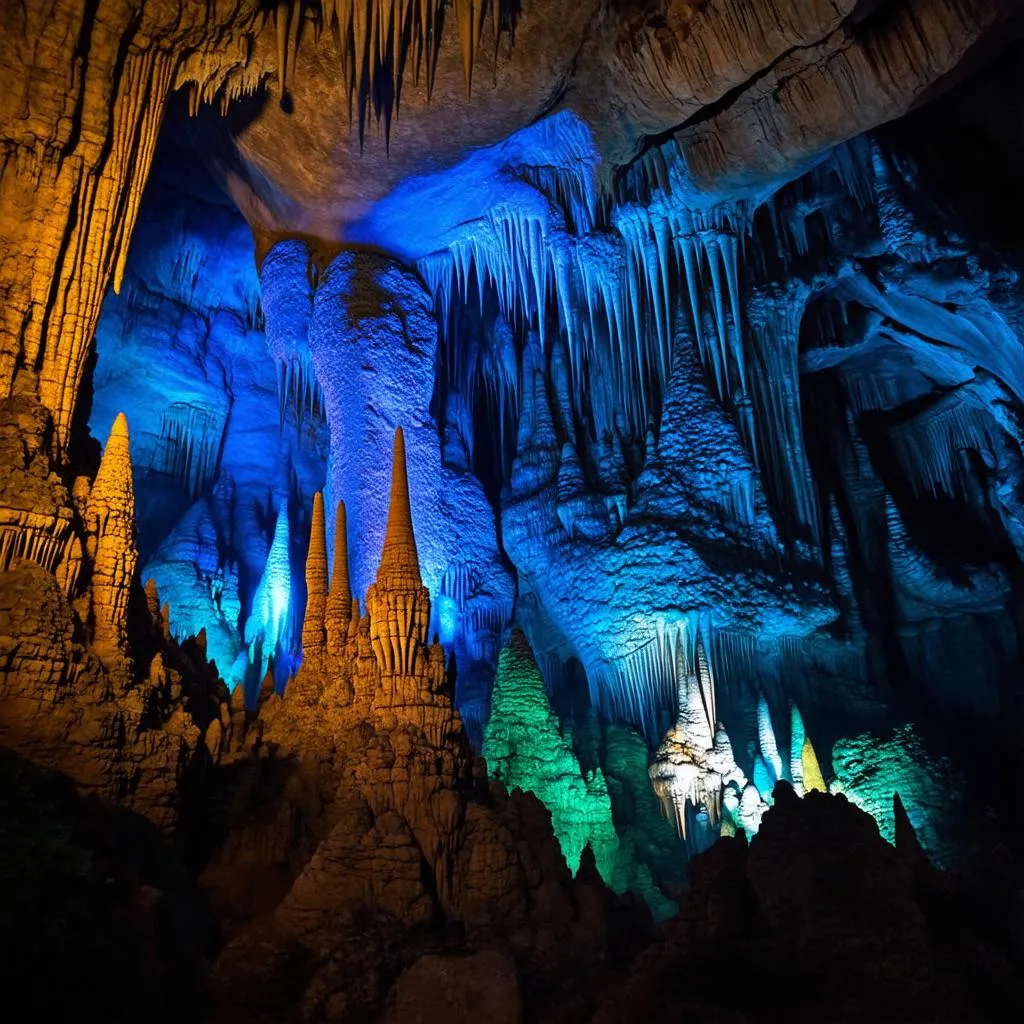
[275,351,326,438]
[159,404,226,499]
[3,40,179,450]
[887,390,998,499]
[280,1,523,147]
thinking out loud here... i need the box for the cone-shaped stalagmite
[484,630,619,879]
[366,427,430,676]
[376,426,421,588]
[86,413,138,670]
[325,499,352,655]
[302,492,328,659]
[801,736,828,793]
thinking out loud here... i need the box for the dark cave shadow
[0,735,310,1021]
[0,745,212,1020]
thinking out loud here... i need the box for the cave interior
[2,1,1024,1021]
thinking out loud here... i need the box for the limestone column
[301,491,328,659]
[85,413,138,670]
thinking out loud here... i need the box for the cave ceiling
[197,0,1016,255]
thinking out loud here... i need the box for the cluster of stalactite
[274,0,522,145]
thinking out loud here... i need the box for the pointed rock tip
[509,628,532,654]
[377,425,420,583]
[334,497,347,535]
[111,412,129,439]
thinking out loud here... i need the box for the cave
[2,2,1024,1021]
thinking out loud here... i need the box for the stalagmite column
[801,737,828,793]
[85,413,138,670]
[260,239,318,434]
[377,427,421,588]
[325,500,352,656]
[301,492,328,660]
[366,427,430,678]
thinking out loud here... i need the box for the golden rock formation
[214,442,603,991]
[0,3,267,451]
[301,491,329,659]
[366,427,430,678]
[85,413,137,671]
[802,736,828,794]
[325,498,352,655]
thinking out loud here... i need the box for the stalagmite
[737,781,766,836]
[757,695,783,783]
[377,426,421,588]
[245,502,292,679]
[484,630,620,879]
[801,736,827,793]
[366,427,430,676]
[85,413,138,671]
[752,754,774,802]
[790,703,806,794]
[302,492,328,660]
[325,499,352,655]
[649,635,753,843]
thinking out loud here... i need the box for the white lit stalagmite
[648,632,748,840]
[650,631,831,841]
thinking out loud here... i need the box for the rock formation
[301,490,328,660]
[84,413,138,671]
[3,1,1024,1019]
[365,427,432,677]
[592,786,1024,1024]
[325,497,353,654]
[484,629,620,879]
[202,426,648,1022]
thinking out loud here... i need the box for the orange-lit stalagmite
[366,427,431,679]
[301,491,329,659]
[325,499,352,656]
[84,413,138,671]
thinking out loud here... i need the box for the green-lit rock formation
[483,630,619,880]
[830,723,963,867]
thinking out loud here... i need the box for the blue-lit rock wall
[88,98,1024,883]
[90,139,329,691]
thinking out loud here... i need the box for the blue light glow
[437,595,458,646]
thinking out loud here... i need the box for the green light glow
[483,631,620,878]
[829,723,960,864]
